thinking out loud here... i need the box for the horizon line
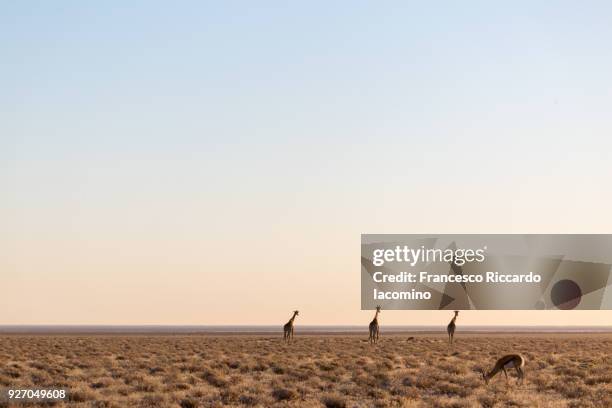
[1,324,611,335]
[1,324,611,327]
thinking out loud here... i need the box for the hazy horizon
[3,2,612,326]
[2,324,611,335]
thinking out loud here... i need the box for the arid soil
[1,334,610,407]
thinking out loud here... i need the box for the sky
[2,1,612,326]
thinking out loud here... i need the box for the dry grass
[0,333,610,407]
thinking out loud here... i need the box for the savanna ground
[0,334,610,407]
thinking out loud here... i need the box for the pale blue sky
[2,2,612,324]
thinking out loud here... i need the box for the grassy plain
[1,333,610,407]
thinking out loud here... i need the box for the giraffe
[447,310,459,345]
[283,310,299,342]
[368,305,381,344]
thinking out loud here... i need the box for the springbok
[368,305,381,344]
[283,310,299,342]
[481,354,525,385]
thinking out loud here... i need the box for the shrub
[322,394,347,408]
[272,388,296,401]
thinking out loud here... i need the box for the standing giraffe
[368,305,381,344]
[283,310,299,342]
[447,310,459,345]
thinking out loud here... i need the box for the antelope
[481,354,525,385]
